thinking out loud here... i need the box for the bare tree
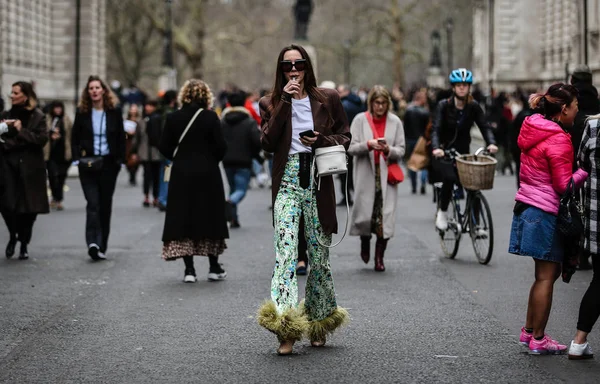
[106,0,160,85]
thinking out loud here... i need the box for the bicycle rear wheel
[469,192,494,265]
[439,198,461,259]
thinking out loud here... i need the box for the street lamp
[343,39,351,85]
[445,17,454,73]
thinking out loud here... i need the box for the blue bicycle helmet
[449,68,473,84]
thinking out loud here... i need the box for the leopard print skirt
[162,238,227,261]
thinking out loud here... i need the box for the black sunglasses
[280,59,307,73]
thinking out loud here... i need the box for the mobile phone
[377,138,387,144]
[299,130,316,138]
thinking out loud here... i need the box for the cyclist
[432,68,498,232]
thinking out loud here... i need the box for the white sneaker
[436,210,448,231]
[183,274,197,283]
[208,265,227,281]
[568,341,594,360]
[475,228,488,238]
[97,251,106,260]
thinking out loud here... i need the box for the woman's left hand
[300,131,320,146]
[487,144,498,154]
[381,144,390,155]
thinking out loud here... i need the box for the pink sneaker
[519,327,532,346]
[529,335,567,355]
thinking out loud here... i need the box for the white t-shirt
[290,96,313,155]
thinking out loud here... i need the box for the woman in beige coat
[348,86,405,272]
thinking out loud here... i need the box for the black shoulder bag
[79,112,106,172]
[557,178,583,238]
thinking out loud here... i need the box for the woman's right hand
[367,139,383,151]
[432,149,445,158]
[283,79,301,97]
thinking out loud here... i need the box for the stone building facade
[0,0,106,114]
[472,0,600,91]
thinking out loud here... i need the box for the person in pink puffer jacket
[509,83,588,356]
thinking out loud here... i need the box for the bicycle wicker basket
[455,154,498,190]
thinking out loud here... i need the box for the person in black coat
[159,79,229,283]
[570,65,600,168]
[0,81,49,260]
[71,75,126,261]
[570,65,600,270]
[336,84,364,206]
[221,90,261,228]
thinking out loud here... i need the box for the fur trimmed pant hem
[307,306,350,341]
[257,300,309,342]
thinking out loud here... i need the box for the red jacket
[515,114,588,214]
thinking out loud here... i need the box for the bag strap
[309,156,350,248]
[173,108,203,159]
[365,111,380,139]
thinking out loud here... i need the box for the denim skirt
[508,205,564,263]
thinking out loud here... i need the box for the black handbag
[432,157,458,183]
[78,156,104,172]
[557,178,584,238]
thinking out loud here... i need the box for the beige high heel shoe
[277,340,295,355]
[310,336,326,347]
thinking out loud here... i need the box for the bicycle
[434,148,495,265]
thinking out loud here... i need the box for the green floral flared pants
[271,154,338,320]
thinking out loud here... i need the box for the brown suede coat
[259,87,350,235]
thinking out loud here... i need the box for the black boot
[19,243,29,260]
[5,236,17,259]
[374,238,388,272]
[360,236,371,264]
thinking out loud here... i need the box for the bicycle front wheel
[440,198,461,259]
[469,192,494,265]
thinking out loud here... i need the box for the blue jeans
[406,139,428,192]
[158,160,171,207]
[225,167,252,221]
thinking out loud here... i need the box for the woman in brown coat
[256,44,350,355]
[0,81,49,259]
[44,101,73,211]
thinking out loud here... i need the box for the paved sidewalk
[0,173,595,383]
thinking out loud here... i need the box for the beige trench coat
[348,112,405,239]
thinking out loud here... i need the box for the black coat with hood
[571,81,600,166]
[221,107,261,169]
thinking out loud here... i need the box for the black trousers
[143,161,161,199]
[339,156,354,202]
[298,214,308,264]
[1,212,37,244]
[577,253,600,333]
[79,161,120,252]
[47,160,70,202]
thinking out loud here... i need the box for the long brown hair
[529,83,578,118]
[268,44,325,111]
[12,81,38,110]
[78,75,119,113]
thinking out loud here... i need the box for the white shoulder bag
[310,140,350,248]
[163,108,203,182]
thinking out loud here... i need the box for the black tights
[577,253,600,333]
[2,212,37,244]
[183,255,219,272]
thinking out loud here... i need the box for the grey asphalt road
[0,169,598,384]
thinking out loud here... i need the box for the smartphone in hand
[299,130,316,138]
[377,138,387,144]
